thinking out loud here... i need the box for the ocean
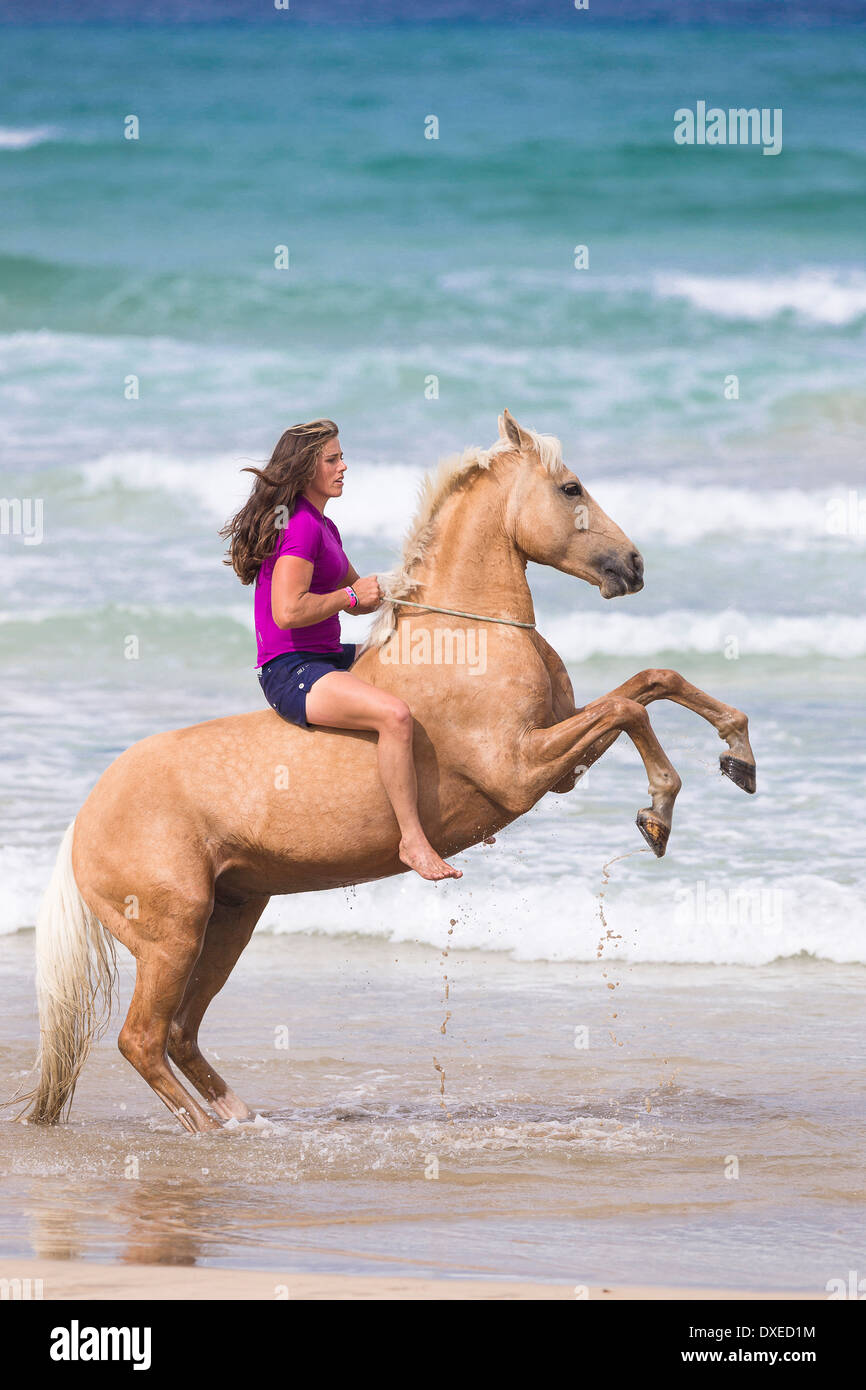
[0,15,864,1289]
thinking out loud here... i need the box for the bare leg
[167,893,269,1122]
[304,670,461,881]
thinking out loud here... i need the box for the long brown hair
[220,419,339,585]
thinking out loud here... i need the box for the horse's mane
[365,420,563,649]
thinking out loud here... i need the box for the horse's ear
[499,408,529,451]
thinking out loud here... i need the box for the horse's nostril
[631,551,644,577]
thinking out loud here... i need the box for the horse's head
[500,409,644,599]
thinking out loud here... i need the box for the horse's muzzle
[600,550,644,598]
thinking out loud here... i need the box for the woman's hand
[347,574,383,615]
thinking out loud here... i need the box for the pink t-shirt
[254,496,350,667]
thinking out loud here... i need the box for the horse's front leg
[519,696,682,856]
[606,668,756,794]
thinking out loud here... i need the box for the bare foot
[399,836,463,881]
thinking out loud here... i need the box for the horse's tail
[13,821,117,1124]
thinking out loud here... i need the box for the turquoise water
[0,22,864,961]
[2,24,864,472]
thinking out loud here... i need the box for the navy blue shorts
[258,644,357,729]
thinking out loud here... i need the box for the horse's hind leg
[610,668,756,793]
[167,893,269,1123]
[118,929,222,1134]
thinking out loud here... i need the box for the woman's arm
[271,555,353,629]
[341,563,383,612]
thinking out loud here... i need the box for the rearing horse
[18,411,755,1133]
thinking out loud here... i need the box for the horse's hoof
[636,810,670,858]
[720,755,756,794]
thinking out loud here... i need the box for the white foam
[589,479,861,547]
[3,824,862,966]
[654,268,866,326]
[74,451,864,551]
[255,869,866,967]
[77,449,428,539]
[539,609,866,661]
[0,844,53,936]
[0,126,57,150]
[439,264,866,326]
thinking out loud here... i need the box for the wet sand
[0,1257,822,1300]
[1,930,863,1294]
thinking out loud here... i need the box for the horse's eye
[560,481,582,498]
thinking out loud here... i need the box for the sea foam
[74,451,864,551]
[2,838,862,966]
[0,126,58,150]
[654,268,866,326]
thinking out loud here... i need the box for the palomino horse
[18,411,755,1133]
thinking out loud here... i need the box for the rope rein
[384,596,536,630]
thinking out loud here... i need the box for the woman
[221,419,461,882]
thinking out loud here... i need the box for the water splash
[432,917,457,1124]
[596,848,650,1051]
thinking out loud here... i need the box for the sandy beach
[2,931,863,1294]
[2,8,864,1310]
[0,1258,822,1301]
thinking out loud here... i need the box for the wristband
[345,586,359,609]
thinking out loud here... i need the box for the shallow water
[1,24,864,956]
[2,932,863,1288]
[1,15,864,1291]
